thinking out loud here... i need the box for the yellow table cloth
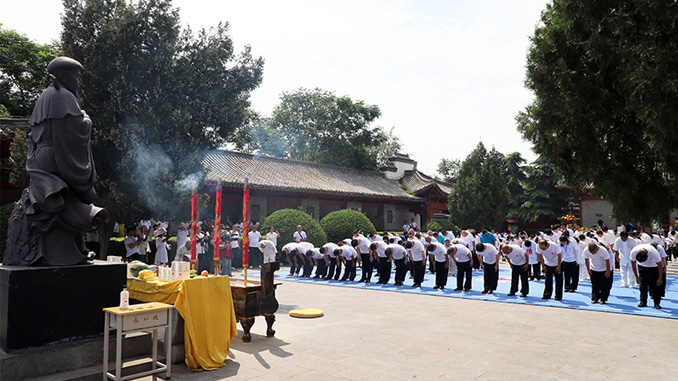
[127,276,237,371]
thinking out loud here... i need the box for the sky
[2,0,549,176]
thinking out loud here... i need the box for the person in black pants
[449,244,473,291]
[338,246,357,281]
[427,242,449,289]
[476,243,500,294]
[631,246,664,309]
[387,240,408,286]
[501,244,530,297]
[536,239,563,301]
[405,240,426,287]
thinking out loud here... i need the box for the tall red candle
[190,187,198,268]
[242,178,250,273]
[213,181,222,263]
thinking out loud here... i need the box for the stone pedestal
[0,260,127,352]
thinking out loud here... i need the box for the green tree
[436,158,461,185]
[259,88,385,170]
[503,152,526,219]
[370,127,402,168]
[447,142,509,229]
[516,0,678,224]
[0,25,61,116]
[518,157,574,227]
[60,0,264,222]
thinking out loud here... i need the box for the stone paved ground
[160,276,677,380]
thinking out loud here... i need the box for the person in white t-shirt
[583,242,611,304]
[559,235,580,293]
[386,240,408,286]
[427,241,449,289]
[293,225,307,242]
[337,244,358,281]
[449,243,473,291]
[266,226,280,247]
[536,239,563,300]
[501,244,529,297]
[320,242,341,280]
[630,244,663,309]
[282,242,298,276]
[476,243,500,294]
[248,225,262,268]
[296,241,314,277]
[405,238,426,287]
[371,239,390,284]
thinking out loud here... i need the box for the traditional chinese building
[200,150,452,231]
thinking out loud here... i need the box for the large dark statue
[3,57,108,266]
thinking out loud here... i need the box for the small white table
[103,302,173,380]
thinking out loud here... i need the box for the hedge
[320,209,377,243]
[423,219,460,233]
[261,209,327,251]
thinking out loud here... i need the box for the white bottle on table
[120,289,129,310]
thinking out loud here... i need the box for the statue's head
[47,57,83,96]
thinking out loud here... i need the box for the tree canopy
[516,0,678,223]
[0,25,61,116]
[61,0,263,221]
[447,142,509,229]
[233,88,397,171]
[518,156,574,226]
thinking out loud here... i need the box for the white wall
[581,199,617,228]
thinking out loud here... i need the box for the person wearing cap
[427,241,449,289]
[476,242,500,294]
[613,231,637,287]
[501,244,530,297]
[154,227,169,265]
[536,239,563,300]
[583,242,611,304]
[630,244,664,309]
[559,235,580,293]
[449,243,473,291]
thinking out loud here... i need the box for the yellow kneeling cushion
[289,308,324,318]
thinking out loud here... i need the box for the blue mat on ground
[245,267,678,320]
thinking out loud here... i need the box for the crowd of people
[118,216,674,310]
[277,225,674,310]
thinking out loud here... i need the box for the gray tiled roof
[202,150,423,202]
[402,170,453,196]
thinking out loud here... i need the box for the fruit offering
[138,269,157,280]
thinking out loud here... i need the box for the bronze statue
[3,57,108,266]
